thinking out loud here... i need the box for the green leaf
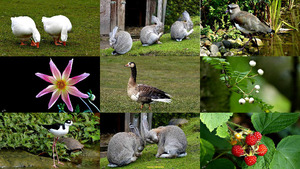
[200,138,215,167]
[252,113,300,134]
[270,135,300,169]
[200,113,233,132]
[216,122,229,138]
[206,158,235,169]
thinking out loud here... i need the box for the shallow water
[259,5,300,56]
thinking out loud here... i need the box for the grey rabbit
[142,116,187,158]
[171,11,194,42]
[107,124,145,167]
[109,26,133,55]
[140,16,164,46]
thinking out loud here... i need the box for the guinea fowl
[226,4,274,51]
[125,62,171,110]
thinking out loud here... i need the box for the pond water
[0,144,100,169]
[259,5,300,56]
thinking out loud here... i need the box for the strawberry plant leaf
[200,113,233,132]
[206,158,235,169]
[270,135,300,169]
[216,122,229,138]
[200,138,215,167]
[252,113,300,134]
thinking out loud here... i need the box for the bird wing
[137,84,171,102]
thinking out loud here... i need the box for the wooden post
[157,0,162,21]
[124,113,130,132]
[162,0,167,25]
[146,0,157,25]
[110,0,117,31]
[117,0,126,31]
[100,0,111,35]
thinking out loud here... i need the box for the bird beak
[225,9,229,14]
[124,64,129,67]
[63,42,66,46]
[36,42,40,48]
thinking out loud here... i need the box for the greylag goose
[125,62,171,110]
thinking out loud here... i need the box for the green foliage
[203,56,275,112]
[269,135,300,169]
[165,0,200,31]
[0,113,99,160]
[252,113,300,134]
[200,113,233,132]
[200,113,300,169]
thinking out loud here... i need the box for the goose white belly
[11,17,35,40]
[42,15,72,37]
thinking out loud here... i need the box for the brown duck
[125,62,171,110]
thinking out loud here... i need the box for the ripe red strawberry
[231,145,244,157]
[244,155,257,166]
[246,134,258,146]
[257,144,268,156]
[254,131,262,141]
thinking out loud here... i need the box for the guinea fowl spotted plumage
[226,4,274,51]
[125,62,171,110]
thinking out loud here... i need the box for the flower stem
[227,121,248,130]
[236,67,252,84]
[79,97,93,113]
[88,100,100,112]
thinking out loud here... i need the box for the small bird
[125,62,171,110]
[11,16,40,48]
[42,120,73,168]
[226,4,274,50]
[42,15,72,46]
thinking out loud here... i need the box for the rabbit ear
[182,11,191,21]
[109,26,118,39]
[130,123,142,138]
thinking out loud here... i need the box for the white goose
[42,15,72,46]
[11,16,40,48]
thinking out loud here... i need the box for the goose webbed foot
[20,41,26,46]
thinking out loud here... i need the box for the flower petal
[61,91,73,112]
[67,73,90,85]
[48,89,61,109]
[35,73,56,84]
[67,86,89,98]
[36,85,56,98]
[62,59,73,81]
[50,59,61,80]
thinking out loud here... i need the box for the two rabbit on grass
[107,115,187,167]
[108,11,194,55]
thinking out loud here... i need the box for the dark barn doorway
[125,0,147,27]
[100,113,125,134]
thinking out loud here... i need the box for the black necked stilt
[42,120,73,168]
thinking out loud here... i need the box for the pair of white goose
[11,15,72,48]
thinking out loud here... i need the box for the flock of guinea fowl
[11,4,274,110]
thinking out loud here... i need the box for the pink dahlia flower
[36,59,89,112]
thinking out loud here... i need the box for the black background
[0,57,100,112]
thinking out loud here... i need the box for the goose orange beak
[63,42,66,46]
[36,42,40,48]
[124,64,129,67]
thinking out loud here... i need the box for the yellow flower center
[56,80,66,90]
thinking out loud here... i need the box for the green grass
[101,16,200,56]
[100,56,200,113]
[100,116,200,168]
[0,0,99,56]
